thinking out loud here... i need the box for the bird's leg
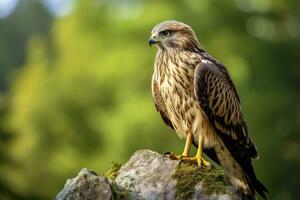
[194,134,211,168]
[163,131,192,160]
[178,134,211,169]
[182,130,192,157]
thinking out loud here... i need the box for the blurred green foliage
[0,0,299,199]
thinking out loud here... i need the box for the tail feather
[245,171,268,199]
[213,142,253,197]
[253,178,268,199]
[242,160,268,199]
[200,143,268,199]
[241,193,255,200]
[211,142,268,200]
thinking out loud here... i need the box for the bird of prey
[149,20,268,199]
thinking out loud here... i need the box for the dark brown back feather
[194,53,268,199]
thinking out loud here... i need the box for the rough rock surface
[55,149,241,200]
[115,150,177,199]
[115,150,240,200]
[55,168,112,200]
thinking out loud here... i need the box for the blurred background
[0,0,299,199]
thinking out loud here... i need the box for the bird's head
[149,20,203,51]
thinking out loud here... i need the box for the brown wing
[194,59,257,159]
[194,59,268,199]
[151,74,174,129]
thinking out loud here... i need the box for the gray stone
[115,150,178,200]
[55,150,242,200]
[55,168,112,200]
[115,149,240,200]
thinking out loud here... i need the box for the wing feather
[194,58,269,198]
[151,74,174,129]
[194,59,258,160]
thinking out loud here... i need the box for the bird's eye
[161,30,172,37]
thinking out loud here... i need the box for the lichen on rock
[55,168,112,200]
[104,162,122,180]
[104,162,130,200]
[55,150,242,200]
[172,163,229,200]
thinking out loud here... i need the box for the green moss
[172,164,229,199]
[104,162,122,180]
[109,181,131,200]
[104,162,130,200]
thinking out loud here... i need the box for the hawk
[149,20,268,199]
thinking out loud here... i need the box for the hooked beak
[149,38,156,47]
[149,33,159,47]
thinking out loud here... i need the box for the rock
[115,150,177,199]
[55,168,112,200]
[55,149,241,200]
[115,150,240,200]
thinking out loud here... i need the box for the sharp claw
[197,158,212,169]
[178,159,184,167]
[206,165,213,171]
[163,152,171,160]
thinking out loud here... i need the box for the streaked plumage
[149,20,268,199]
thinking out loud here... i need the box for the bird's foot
[179,156,212,169]
[163,152,187,160]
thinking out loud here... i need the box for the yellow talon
[198,157,211,168]
[178,155,211,169]
[164,131,211,169]
[195,134,211,168]
[163,152,185,160]
[163,131,193,161]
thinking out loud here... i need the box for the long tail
[243,160,269,199]
[213,142,268,200]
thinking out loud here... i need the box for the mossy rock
[104,162,130,200]
[104,162,122,180]
[56,150,241,200]
[172,163,229,200]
